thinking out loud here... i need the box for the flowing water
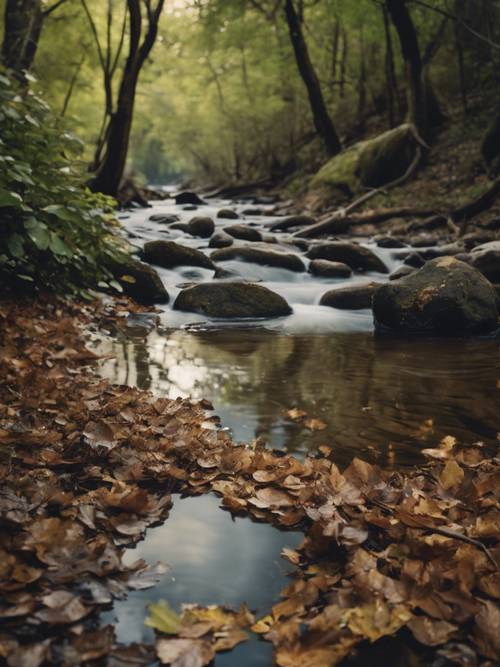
[97,194,500,663]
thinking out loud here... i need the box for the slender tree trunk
[386,0,427,135]
[382,5,398,127]
[284,0,341,156]
[330,18,340,95]
[339,27,348,98]
[1,0,44,77]
[89,0,165,197]
[357,24,367,131]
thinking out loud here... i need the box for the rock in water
[320,282,381,309]
[173,282,292,318]
[211,246,305,272]
[187,216,215,238]
[110,258,169,305]
[470,241,500,282]
[216,208,239,220]
[175,191,205,205]
[309,259,352,278]
[224,224,262,242]
[142,240,214,270]
[307,242,388,273]
[373,257,498,334]
[209,231,234,248]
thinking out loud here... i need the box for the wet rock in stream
[187,216,215,238]
[373,257,499,334]
[149,213,180,224]
[320,282,382,310]
[209,231,234,248]
[174,282,292,318]
[142,240,215,271]
[210,246,306,272]
[469,240,500,282]
[309,259,352,278]
[175,191,205,205]
[307,241,389,274]
[224,224,262,242]
[109,257,169,305]
[216,208,239,220]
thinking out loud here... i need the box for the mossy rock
[308,124,418,205]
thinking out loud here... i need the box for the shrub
[0,69,128,296]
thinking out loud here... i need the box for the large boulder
[470,241,500,282]
[173,282,292,318]
[110,257,169,305]
[187,216,215,238]
[373,257,498,334]
[142,240,214,270]
[210,246,305,272]
[308,124,418,205]
[320,282,381,310]
[307,242,388,273]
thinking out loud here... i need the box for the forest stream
[93,195,500,666]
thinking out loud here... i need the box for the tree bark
[382,6,398,127]
[385,0,427,135]
[1,0,44,78]
[89,0,165,197]
[284,0,341,156]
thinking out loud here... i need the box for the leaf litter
[0,297,498,666]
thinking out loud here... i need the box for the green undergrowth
[0,69,129,297]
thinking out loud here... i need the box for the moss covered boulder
[373,257,498,334]
[308,124,418,205]
[307,241,388,274]
[110,258,169,305]
[210,246,305,272]
[174,282,292,318]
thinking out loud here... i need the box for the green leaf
[49,231,72,257]
[7,233,24,258]
[0,190,22,207]
[109,279,124,293]
[145,601,181,635]
[43,205,74,221]
[27,224,51,250]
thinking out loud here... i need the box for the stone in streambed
[175,191,205,205]
[210,246,305,272]
[149,213,180,224]
[110,257,169,305]
[224,224,262,242]
[209,231,234,248]
[309,259,352,278]
[375,236,407,248]
[216,208,239,220]
[307,241,388,274]
[390,265,415,280]
[470,241,500,282]
[170,222,190,232]
[187,216,215,238]
[320,282,382,310]
[142,240,215,270]
[373,257,498,334]
[174,282,292,318]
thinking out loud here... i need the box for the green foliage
[0,69,128,295]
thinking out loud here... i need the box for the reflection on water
[104,495,300,666]
[97,327,500,468]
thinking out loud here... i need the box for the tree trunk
[385,0,427,135]
[1,0,44,78]
[382,5,398,127]
[89,0,164,197]
[284,0,341,156]
[357,24,367,131]
[339,27,348,98]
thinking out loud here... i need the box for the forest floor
[1,295,499,667]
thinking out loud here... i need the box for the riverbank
[1,296,498,666]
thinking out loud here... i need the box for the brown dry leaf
[155,638,214,667]
[250,487,295,508]
[408,616,457,646]
[439,460,464,490]
[286,408,307,421]
[35,590,89,624]
[212,628,248,652]
[304,418,327,431]
[345,600,413,641]
[473,600,500,660]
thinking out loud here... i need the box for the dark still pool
[98,326,500,468]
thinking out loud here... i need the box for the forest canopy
[1,0,498,188]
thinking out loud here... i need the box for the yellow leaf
[439,460,464,490]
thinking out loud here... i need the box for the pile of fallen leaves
[0,297,498,666]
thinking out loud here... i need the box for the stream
[96,194,500,664]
